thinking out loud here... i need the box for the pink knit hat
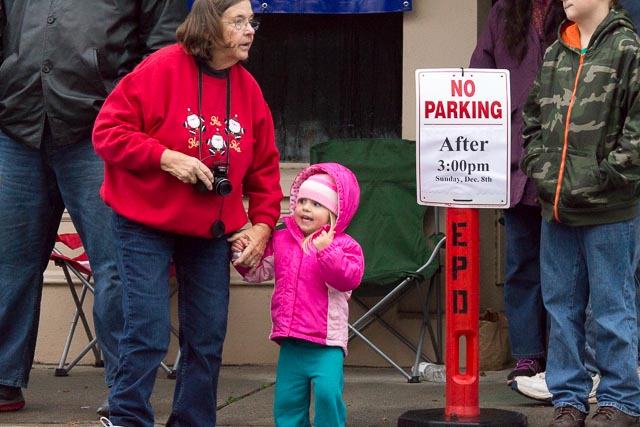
[298,173,339,215]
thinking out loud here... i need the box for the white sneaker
[511,372,551,402]
[510,371,600,404]
[100,417,125,427]
[589,373,600,404]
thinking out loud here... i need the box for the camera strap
[197,63,232,238]
[196,64,231,166]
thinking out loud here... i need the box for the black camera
[194,165,232,197]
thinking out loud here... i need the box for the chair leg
[64,263,102,364]
[55,303,82,377]
[159,288,181,379]
[55,264,101,376]
[348,284,413,341]
[56,265,183,378]
[409,274,445,382]
[169,350,181,379]
[55,338,100,377]
[426,276,444,364]
[348,325,413,381]
[410,326,427,383]
[351,291,433,362]
[159,360,173,377]
[348,271,444,383]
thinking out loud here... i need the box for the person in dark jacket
[469,0,565,385]
[0,0,186,415]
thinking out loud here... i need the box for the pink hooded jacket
[239,162,364,355]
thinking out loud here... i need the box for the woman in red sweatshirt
[92,1,282,426]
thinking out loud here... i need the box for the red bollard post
[445,207,480,418]
[397,207,526,427]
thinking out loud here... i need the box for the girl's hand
[228,223,272,269]
[230,239,247,254]
[230,239,247,262]
[313,230,335,251]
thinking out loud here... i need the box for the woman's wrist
[252,222,272,232]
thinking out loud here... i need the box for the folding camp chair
[51,233,102,376]
[310,138,446,382]
[51,233,180,378]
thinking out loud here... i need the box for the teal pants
[274,338,346,427]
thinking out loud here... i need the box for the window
[245,13,404,162]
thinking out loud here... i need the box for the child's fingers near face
[313,230,335,251]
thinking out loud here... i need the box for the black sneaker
[587,406,640,427]
[507,358,545,384]
[0,385,25,412]
[549,406,587,427]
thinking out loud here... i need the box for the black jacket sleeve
[0,1,5,62]
[139,0,188,56]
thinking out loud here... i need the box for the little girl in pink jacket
[232,162,364,427]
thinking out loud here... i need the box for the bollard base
[398,408,527,427]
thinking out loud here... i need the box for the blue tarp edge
[187,1,412,13]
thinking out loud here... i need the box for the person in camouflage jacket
[521,2,640,425]
[522,6,640,226]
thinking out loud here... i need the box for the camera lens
[193,165,232,196]
[214,177,232,197]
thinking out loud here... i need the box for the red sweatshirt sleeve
[242,86,282,229]
[93,69,167,171]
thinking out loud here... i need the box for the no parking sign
[416,68,511,208]
[399,69,527,427]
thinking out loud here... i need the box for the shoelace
[593,406,618,420]
[100,417,121,427]
[515,358,536,370]
[554,407,580,420]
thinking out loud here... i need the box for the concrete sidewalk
[2,364,555,427]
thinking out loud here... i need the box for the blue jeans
[0,130,122,389]
[541,218,640,415]
[108,214,230,427]
[502,205,547,360]
[274,339,346,427]
[583,267,640,374]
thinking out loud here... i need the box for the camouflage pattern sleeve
[603,57,640,184]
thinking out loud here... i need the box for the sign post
[398,69,525,427]
[444,207,480,417]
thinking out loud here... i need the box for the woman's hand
[160,149,213,190]
[228,223,272,269]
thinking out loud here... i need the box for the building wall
[401,0,505,307]
[35,0,505,369]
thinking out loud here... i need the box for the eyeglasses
[225,18,260,31]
